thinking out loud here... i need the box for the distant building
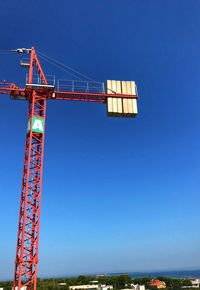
[191,279,200,288]
[59,283,67,286]
[182,279,200,288]
[122,286,145,290]
[13,287,27,290]
[134,286,145,290]
[69,285,98,290]
[89,281,99,285]
[125,284,145,290]
[148,280,166,289]
[69,285,113,290]
[100,285,113,290]
[0,287,3,290]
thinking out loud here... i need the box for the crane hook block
[106,80,138,118]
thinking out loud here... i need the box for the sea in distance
[38,269,200,280]
[109,270,200,279]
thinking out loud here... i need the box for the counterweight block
[107,80,138,118]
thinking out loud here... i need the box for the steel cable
[37,49,95,82]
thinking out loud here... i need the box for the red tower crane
[0,47,138,290]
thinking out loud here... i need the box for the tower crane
[0,47,138,290]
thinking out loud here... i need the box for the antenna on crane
[11,48,31,54]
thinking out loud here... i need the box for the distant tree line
[0,275,197,290]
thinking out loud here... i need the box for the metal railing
[57,80,105,94]
[26,74,55,86]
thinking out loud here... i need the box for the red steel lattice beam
[14,93,46,290]
[14,48,47,290]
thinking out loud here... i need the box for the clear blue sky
[0,0,200,280]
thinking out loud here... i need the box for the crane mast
[14,48,47,290]
[0,47,138,290]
